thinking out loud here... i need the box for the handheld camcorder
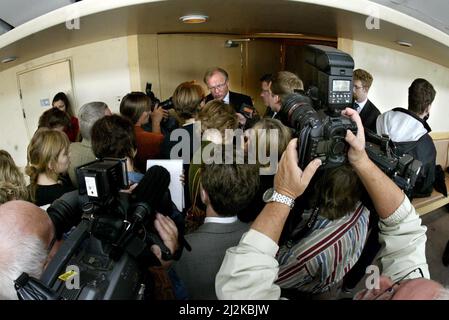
[15,159,179,300]
[279,45,421,195]
[145,82,174,110]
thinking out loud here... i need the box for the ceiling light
[396,40,412,47]
[1,56,17,63]
[179,15,208,24]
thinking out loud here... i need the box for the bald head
[0,200,54,246]
[0,200,54,299]
[355,275,445,300]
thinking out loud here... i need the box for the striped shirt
[275,203,369,293]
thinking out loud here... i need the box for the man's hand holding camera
[151,213,179,267]
[342,107,404,218]
[275,138,322,200]
[252,138,321,243]
[342,107,369,166]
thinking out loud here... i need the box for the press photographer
[233,45,423,297]
[143,83,178,136]
[216,107,440,299]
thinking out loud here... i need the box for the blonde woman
[0,150,29,204]
[26,128,74,207]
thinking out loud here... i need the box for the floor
[422,205,449,286]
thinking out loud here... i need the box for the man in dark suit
[260,73,274,118]
[353,69,381,133]
[204,67,253,112]
[171,148,260,299]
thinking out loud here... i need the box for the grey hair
[78,101,109,141]
[203,67,229,84]
[0,234,48,300]
[434,286,449,300]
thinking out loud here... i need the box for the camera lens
[280,93,320,131]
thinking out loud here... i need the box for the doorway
[17,59,74,139]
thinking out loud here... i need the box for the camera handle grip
[147,232,173,261]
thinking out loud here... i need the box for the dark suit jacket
[359,99,380,133]
[206,91,253,112]
[172,220,249,299]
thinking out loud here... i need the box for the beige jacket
[215,197,429,300]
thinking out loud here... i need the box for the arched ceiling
[0,0,448,71]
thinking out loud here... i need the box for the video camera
[145,82,174,110]
[15,159,181,300]
[279,45,421,195]
[365,130,421,195]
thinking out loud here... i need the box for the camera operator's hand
[274,138,321,199]
[150,213,179,267]
[252,138,321,244]
[151,105,168,134]
[342,107,369,166]
[342,108,404,219]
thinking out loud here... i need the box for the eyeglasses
[374,267,424,300]
[353,85,364,90]
[208,82,227,91]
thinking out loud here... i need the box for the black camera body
[158,97,174,110]
[365,131,422,196]
[282,92,357,170]
[145,82,174,110]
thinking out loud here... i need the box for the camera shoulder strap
[286,206,320,246]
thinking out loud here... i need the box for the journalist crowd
[1,59,448,301]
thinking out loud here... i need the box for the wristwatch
[262,187,295,209]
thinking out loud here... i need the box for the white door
[18,60,74,139]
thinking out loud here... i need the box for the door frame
[16,57,76,139]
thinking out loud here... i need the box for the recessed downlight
[179,15,208,24]
[1,56,17,63]
[396,40,412,47]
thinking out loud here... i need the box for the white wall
[0,36,131,167]
[352,40,449,132]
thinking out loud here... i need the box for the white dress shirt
[204,215,238,224]
[223,91,230,104]
[355,98,368,113]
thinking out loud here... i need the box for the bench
[412,132,449,216]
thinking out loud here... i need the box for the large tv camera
[279,45,421,195]
[15,159,181,300]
